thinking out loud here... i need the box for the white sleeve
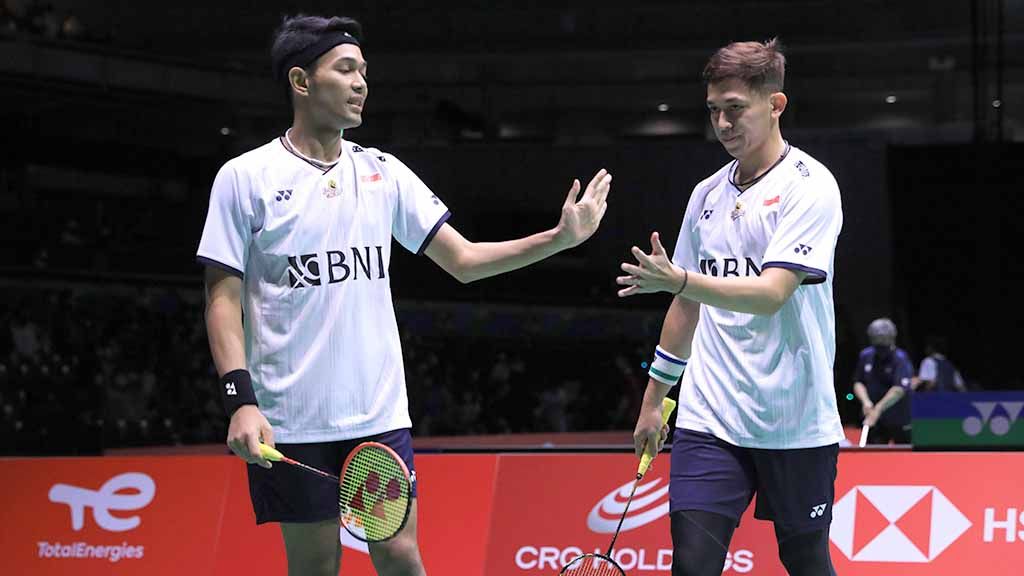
[670,185,705,270]
[196,163,254,276]
[918,357,938,381]
[761,177,842,284]
[382,153,451,255]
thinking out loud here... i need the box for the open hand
[554,169,611,248]
[617,232,686,297]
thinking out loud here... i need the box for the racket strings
[560,553,626,576]
[338,445,411,542]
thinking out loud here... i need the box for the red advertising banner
[831,452,1023,575]
[2,456,232,576]
[483,453,781,575]
[2,450,1021,575]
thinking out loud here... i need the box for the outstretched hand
[617,231,686,297]
[555,169,612,248]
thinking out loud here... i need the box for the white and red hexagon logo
[830,485,971,563]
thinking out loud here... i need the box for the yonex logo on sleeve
[794,244,813,255]
[275,189,293,202]
[225,382,237,396]
[795,160,810,177]
[701,209,714,220]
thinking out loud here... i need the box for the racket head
[338,441,413,543]
[559,553,626,576]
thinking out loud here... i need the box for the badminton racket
[260,441,413,543]
[559,397,677,575]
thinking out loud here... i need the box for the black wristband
[220,369,258,417]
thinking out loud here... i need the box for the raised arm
[424,169,611,283]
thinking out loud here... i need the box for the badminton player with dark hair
[197,14,611,576]
[617,39,844,576]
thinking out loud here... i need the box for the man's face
[706,78,776,160]
[306,43,368,129]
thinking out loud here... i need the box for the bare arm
[865,386,906,426]
[633,296,701,458]
[617,232,804,315]
[424,169,611,283]
[204,267,273,467]
[853,381,874,416]
[204,267,246,376]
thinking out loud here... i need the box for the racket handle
[259,443,284,462]
[638,397,677,477]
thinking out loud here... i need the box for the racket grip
[638,397,677,477]
[259,443,284,462]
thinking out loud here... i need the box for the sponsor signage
[2,451,1021,575]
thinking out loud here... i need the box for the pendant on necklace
[731,200,745,220]
[323,178,341,199]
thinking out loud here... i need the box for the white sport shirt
[197,135,450,443]
[672,145,845,449]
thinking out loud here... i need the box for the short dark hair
[270,14,363,87]
[702,38,786,94]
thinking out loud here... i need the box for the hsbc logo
[48,473,156,532]
[831,485,971,563]
[586,477,669,533]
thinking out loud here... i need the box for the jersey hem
[677,420,844,450]
[270,418,414,444]
[416,210,452,255]
[197,255,244,278]
[762,261,827,285]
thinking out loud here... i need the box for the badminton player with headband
[617,39,844,576]
[198,13,611,576]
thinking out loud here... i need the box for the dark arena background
[1,1,1021,574]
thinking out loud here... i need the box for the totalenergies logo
[48,473,156,532]
[586,477,669,533]
[830,485,971,562]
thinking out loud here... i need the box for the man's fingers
[618,285,641,298]
[620,262,642,276]
[596,173,612,203]
[631,246,654,267]
[585,169,608,197]
[564,179,582,207]
[651,231,666,255]
[245,435,271,469]
[616,274,639,287]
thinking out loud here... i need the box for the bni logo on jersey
[830,485,971,563]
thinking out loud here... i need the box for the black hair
[270,14,363,97]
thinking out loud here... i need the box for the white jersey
[197,136,450,443]
[672,145,845,449]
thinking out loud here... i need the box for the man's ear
[288,67,310,98]
[769,92,788,117]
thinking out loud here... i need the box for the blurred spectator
[913,334,967,393]
[852,318,915,445]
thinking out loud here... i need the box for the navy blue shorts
[247,428,417,525]
[670,429,838,535]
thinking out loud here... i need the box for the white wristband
[648,345,687,387]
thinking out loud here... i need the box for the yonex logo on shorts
[275,189,293,202]
[794,244,813,255]
[810,503,828,518]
